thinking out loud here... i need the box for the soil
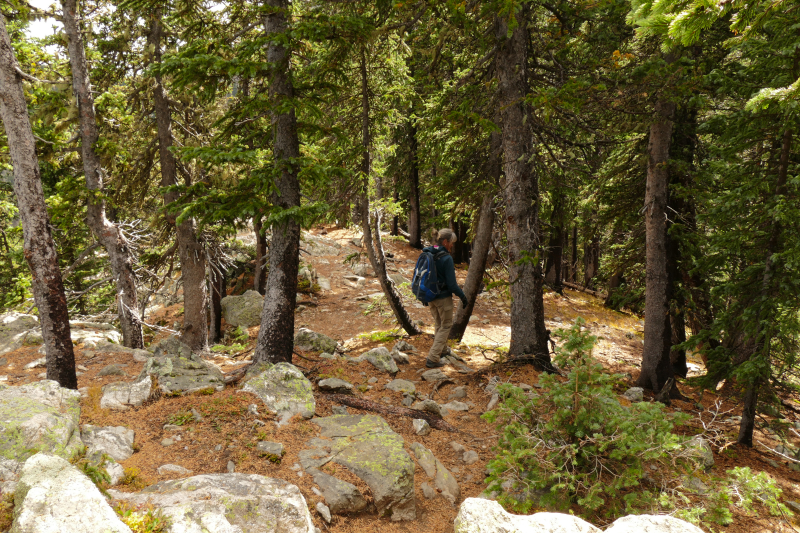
[2,226,800,532]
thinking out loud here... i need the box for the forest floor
[3,226,800,532]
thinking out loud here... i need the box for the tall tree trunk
[544,194,564,292]
[604,266,625,309]
[208,259,225,344]
[253,217,268,294]
[0,14,77,389]
[637,98,677,393]
[570,224,578,282]
[359,49,420,336]
[407,118,422,249]
[450,194,495,341]
[62,0,143,348]
[583,224,599,289]
[738,128,791,446]
[391,176,399,236]
[495,8,551,368]
[148,15,207,351]
[252,0,301,365]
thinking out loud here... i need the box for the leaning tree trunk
[637,98,676,394]
[149,16,208,351]
[252,0,302,365]
[62,0,143,348]
[407,118,422,249]
[738,128,791,446]
[495,9,551,368]
[359,49,420,336]
[0,14,77,389]
[450,194,495,341]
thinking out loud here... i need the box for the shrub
[114,502,169,533]
[483,319,690,515]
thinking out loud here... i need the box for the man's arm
[442,255,468,303]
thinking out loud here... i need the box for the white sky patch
[24,0,61,39]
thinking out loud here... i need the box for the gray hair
[437,228,457,245]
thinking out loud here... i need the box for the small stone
[766,459,779,468]
[318,378,354,394]
[214,444,222,451]
[77,365,88,371]
[402,395,414,407]
[385,379,416,394]
[161,438,174,447]
[316,502,332,524]
[157,464,192,476]
[413,419,431,436]
[421,482,436,499]
[227,460,235,473]
[191,408,203,421]
[163,424,182,432]
[413,399,443,416]
[422,368,448,381]
[486,393,499,411]
[320,352,337,360]
[332,405,349,415]
[292,463,302,471]
[443,401,469,412]
[623,387,644,403]
[463,451,479,464]
[24,357,46,369]
[256,441,285,458]
[450,442,466,454]
[518,383,532,391]
[98,363,127,377]
[447,386,467,400]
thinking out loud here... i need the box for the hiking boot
[425,359,445,369]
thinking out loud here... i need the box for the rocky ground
[1,228,800,533]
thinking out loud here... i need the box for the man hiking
[423,229,469,368]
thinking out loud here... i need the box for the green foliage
[356,330,400,343]
[114,502,170,533]
[0,491,13,532]
[167,410,194,426]
[484,320,690,516]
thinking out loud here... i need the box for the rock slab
[411,442,460,504]
[243,363,316,425]
[306,468,368,515]
[294,328,338,353]
[303,415,415,521]
[12,453,132,533]
[100,375,153,410]
[356,347,399,374]
[0,380,82,462]
[80,424,135,462]
[605,514,704,533]
[139,350,225,396]
[454,498,600,533]
[111,473,315,533]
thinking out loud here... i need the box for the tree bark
[148,15,208,351]
[570,224,578,282]
[604,266,625,309]
[495,9,551,368]
[62,0,143,349]
[0,14,77,389]
[359,49,420,336]
[253,217,268,294]
[583,227,599,289]
[208,261,225,344]
[738,128,791,446]
[544,194,564,292]
[252,0,301,365]
[407,118,422,249]
[449,194,495,341]
[637,98,677,393]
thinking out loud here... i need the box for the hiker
[423,229,469,368]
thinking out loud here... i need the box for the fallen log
[322,393,460,433]
[562,281,606,299]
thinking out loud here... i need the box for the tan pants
[427,296,453,363]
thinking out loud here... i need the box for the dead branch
[62,242,101,280]
[322,393,460,433]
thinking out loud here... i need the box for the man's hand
[460,296,469,309]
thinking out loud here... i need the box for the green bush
[483,319,690,515]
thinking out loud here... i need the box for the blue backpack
[411,249,447,304]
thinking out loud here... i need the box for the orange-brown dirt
[2,226,800,532]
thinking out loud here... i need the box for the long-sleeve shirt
[422,245,467,302]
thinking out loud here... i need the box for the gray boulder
[68,323,123,349]
[242,363,315,425]
[100,374,153,410]
[605,515,703,533]
[443,400,469,412]
[412,419,431,436]
[0,312,39,355]
[393,340,416,353]
[150,336,193,358]
[412,399,443,417]
[256,441,285,458]
[422,368,448,381]
[357,347,399,374]
[220,290,264,328]
[0,380,82,463]
[110,474,314,533]
[307,467,368,514]
[0,458,22,495]
[12,453,132,533]
[139,352,225,396]
[454,498,600,533]
[294,328,338,353]
[384,379,416,394]
[302,232,342,257]
[411,442,460,504]
[80,424,135,462]
[157,464,192,476]
[303,415,415,520]
[318,378,353,394]
[623,387,644,403]
[390,348,410,364]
